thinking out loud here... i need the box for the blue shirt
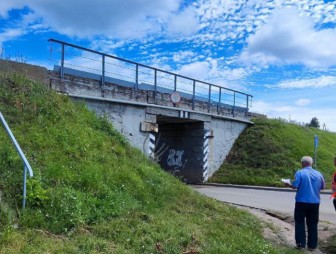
[291,167,325,204]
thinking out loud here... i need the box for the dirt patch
[236,205,336,254]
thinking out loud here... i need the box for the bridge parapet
[49,68,250,120]
[49,39,252,120]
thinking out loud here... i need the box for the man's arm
[284,171,300,189]
[321,175,325,190]
[284,182,297,189]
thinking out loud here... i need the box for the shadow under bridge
[150,115,209,184]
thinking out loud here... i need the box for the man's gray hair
[301,156,313,166]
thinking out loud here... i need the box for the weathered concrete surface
[49,70,250,120]
[50,70,252,183]
[71,94,249,182]
[205,118,247,177]
[74,97,150,153]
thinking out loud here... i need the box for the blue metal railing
[49,38,253,116]
[0,112,33,209]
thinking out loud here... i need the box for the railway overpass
[1,39,255,183]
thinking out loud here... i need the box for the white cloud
[0,1,25,18]
[166,6,200,36]
[252,99,336,132]
[174,57,250,91]
[223,67,249,81]
[1,0,183,39]
[172,51,196,63]
[178,61,210,80]
[0,28,25,47]
[252,101,297,121]
[295,99,311,106]
[275,76,336,89]
[240,7,336,68]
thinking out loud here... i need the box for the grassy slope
[0,73,299,253]
[209,117,336,187]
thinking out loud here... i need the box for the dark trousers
[334,199,336,211]
[294,202,319,249]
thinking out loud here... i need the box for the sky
[1,0,336,132]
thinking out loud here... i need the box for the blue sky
[1,0,336,132]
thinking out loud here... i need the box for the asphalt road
[192,185,336,224]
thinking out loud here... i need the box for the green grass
[320,234,336,254]
[209,117,336,187]
[0,73,302,253]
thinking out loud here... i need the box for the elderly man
[284,156,325,251]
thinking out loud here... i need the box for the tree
[309,117,320,128]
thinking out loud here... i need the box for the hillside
[0,73,299,253]
[209,117,336,187]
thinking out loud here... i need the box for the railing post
[154,69,157,102]
[208,84,211,112]
[101,55,105,97]
[60,43,65,79]
[22,165,27,209]
[218,87,222,114]
[192,80,196,110]
[135,64,139,95]
[174,75,177,91]
[233,92,236,117]
[0,112,33,209]
[246,95,249,116]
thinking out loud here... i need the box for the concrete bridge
[1,39,254,183]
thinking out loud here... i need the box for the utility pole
[314,135,318,169]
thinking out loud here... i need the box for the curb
[194,183,333,195]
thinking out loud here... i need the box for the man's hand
[284,182,291,188]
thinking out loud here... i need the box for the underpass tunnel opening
[153,115,208,184]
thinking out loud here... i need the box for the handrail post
[60,43,65,79]
[208,84,211,112]
[218,87,222,114]
[102,55,105,88]
[22,165,27,208]
[246,95,249,116]
[192,80,196,110]
[135,64,139,95]
[154,69,157,102]
[0,112,33,209]
[233,92,236,117]
[101,55,105,97]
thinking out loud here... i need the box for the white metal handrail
[49,38,253,116]
[0,112,33,209]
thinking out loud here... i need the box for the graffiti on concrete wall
[167,149,186,171]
